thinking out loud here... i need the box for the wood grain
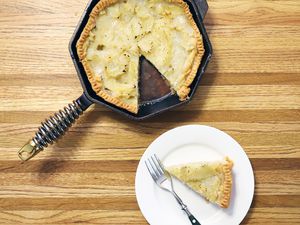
[0,0,299,224]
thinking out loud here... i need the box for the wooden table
[0,0,299,224]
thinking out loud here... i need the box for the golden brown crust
[170,0,205,100]
[218,157,234,208]
[77,0,138,114]
[76,0,204,113]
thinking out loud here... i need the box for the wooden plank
[242,208,300,225]
[0,173,136,186]
[0,85,299,111]
[0,73,300,87]
[207,0,300,26]
[0,197,140,211]
[1,120,299,147]
[0,0,85,14]
[0,208,298,224]
[0,195,299,211]
[0,170,298,196]
[1,144,299,161]
[0,110,299,123]
[1,28,299,74]
[0,210,145,224]
[0,159,299,173]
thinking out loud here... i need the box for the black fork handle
[189,215,201,225]
[18,93,93,161]
[171,189,202,224]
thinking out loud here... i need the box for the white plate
[135,125,254,225]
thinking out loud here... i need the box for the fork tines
[145,154,165,182]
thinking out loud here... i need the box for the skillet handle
[18,93,93,161]
[194,0,209,21]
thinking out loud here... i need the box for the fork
[145,154,201,225]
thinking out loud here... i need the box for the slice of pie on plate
[76,0,205,113]
[167,157,233,208]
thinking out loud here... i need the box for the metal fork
[145,154,201,225]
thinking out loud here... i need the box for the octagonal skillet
[18,0,212,161]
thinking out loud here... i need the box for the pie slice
[167,157,233,208]
[77,0,204,113]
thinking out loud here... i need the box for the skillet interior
[69,0,212,120]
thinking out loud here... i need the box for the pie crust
[77,0,204,113]
[167,157,233,208]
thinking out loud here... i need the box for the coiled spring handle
[18,94,92,161]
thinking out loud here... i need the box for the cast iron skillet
[18,0,212,161]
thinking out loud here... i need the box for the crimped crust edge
[76,0,204,113]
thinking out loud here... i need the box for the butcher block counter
[0,0,299,224]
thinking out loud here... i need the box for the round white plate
[135,125,254,225]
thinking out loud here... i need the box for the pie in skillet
[77,0,205,113]
[167,157,233,208]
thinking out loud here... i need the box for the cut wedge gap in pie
[167,157,234,208]
[76,0,205,113]
[139,56,172,103]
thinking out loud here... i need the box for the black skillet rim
[69,0,212,120]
